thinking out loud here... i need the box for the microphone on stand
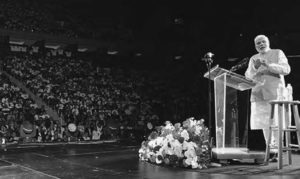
[202,52,214,142]
[202,52,214,64]
[205,52,214,58]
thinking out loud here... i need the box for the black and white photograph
[0,0,300,178]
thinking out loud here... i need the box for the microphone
[202,52,214,63]
[204,52,214,58]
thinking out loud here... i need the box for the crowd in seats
[1,47,204,145]
[0,0,78,37]
[0,72,50,143]
[3,53,164,143]
[0,0,205,146]
[0,0,131,40]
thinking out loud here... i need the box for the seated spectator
[65,123,79,142]
[19,120,36,143]
[91,121,102,141]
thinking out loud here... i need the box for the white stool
[264,100,300,169]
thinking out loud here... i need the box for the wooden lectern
[204,65,265,163]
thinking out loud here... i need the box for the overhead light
[107,50,118,55]
[174,18,184,25]
[287,55,300,58]
[227,58,238,62]
[10,41,25,45]
[135,53,142,57]
[174,55,182,60]
[45,44,60,49]
[78,48,88,52]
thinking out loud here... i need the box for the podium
[204,65,265,162]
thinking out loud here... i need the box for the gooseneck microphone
[204,52,214,58]
[202,52,214,64]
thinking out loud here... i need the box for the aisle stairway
[2,70,63,124]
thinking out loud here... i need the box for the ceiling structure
[3,0,300,63]
[87,0,300,63]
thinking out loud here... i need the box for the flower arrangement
[139,117,211,169]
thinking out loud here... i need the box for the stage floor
[1,141,300,179]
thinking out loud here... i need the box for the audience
[1,49,200,145]
[0,0,201,145]
[0,0,131,41]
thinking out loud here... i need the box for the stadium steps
[2,71,64,125]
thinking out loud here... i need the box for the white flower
[184,148,196,158]
[195,126,202,135]
[183,141,198,154]
[191,157,199,168]
[190,119,197,127]
[165,122,175,130]
[181,130,189,141]
[190,142,198,148]
[146,151,155,159]
[165,146,175,155]
[156,137,164,146]
[148,140,156,148]
[184,157,192,165]
[170,139,183,158]
[156,157,163,164]
[138,148,145,154]
[148,136,164,148]
[138,117,210,169]
[138,148,147,160]
[184,156,198,168]
[182,141,188,150]
[156,148,163,156]
[186,117,195,121]
[160,143,168,157]
[196,118,205,125]
[165,134,174,142]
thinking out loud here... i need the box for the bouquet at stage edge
[139,117,211,169]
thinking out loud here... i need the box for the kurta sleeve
[245,57,260,80]
[267,50,290,75]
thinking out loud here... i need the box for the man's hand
[254,58,268,69]
[259,58,269,67]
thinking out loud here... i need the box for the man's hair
[254,35,269,43]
